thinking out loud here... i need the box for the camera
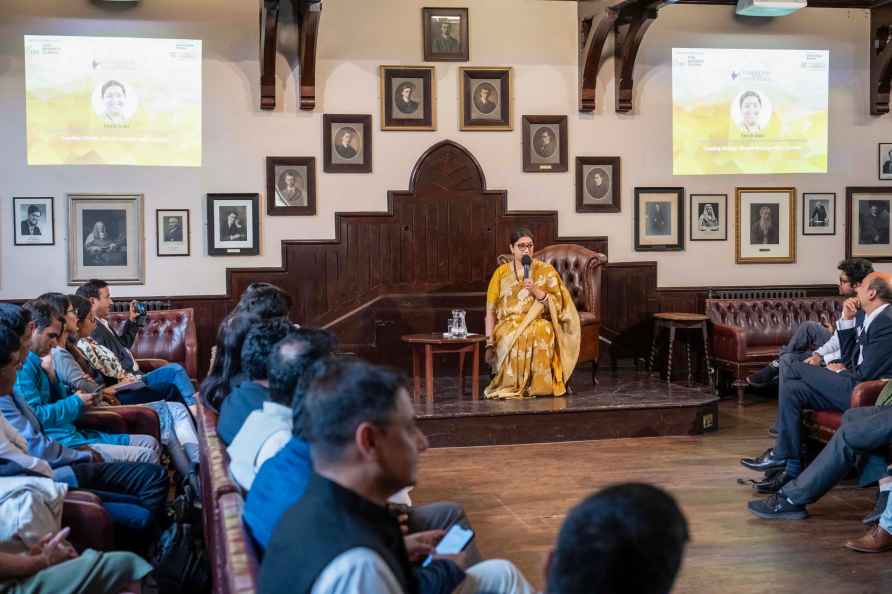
[135,302,147,316]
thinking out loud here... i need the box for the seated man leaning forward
[749,258,873,388]
[484,228,581,399]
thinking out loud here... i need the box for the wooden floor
[414,397,892,593]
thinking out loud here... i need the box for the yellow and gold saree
[484,259,581,399]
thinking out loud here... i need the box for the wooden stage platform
[415,367,720,447]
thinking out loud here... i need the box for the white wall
[0,0,890,299]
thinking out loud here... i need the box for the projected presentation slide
[672,48,828,176]
[24,35,202,167]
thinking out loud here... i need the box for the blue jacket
[840,306,892,383]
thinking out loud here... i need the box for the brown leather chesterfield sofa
[705,296,842,404]
[801,380,892,460]
[107,307,199,380]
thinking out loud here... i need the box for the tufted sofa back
[107,308,199,378]
[534,244,606,318]
[705,297,843,348]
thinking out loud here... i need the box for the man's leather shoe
[845,525,892,553]
[754,471,794,494]
[740,448,786,472]
[747,493,808,520]
[748,362,779,388]
[863,490,889,525]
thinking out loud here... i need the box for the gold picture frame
[735,187,796,264]
[379,65,436,131]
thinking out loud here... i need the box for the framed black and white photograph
[460,67,511,131]
[422,7,469,62]
[735,187,795,264]
[690,194,727,241]
[323,115,372,173]
[266,157,316,216]
[802,192,836,236]
[67,193,144,285]
[13,197,54,246]
[879,143,892,181]
[522,115,568,172]
[634,187,684,251]
[380,66,436,131]
[846,187,892,262]
[156,209,190,257]
[207,193,260,256]
[575,157,619,213]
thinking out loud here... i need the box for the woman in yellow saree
[484,229,581,399]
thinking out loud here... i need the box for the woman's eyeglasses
[515,242,534,250]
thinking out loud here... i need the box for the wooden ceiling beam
[258,0,323,112]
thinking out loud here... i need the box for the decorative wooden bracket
[871,5,892,115]
[258,0,323,112]
[614,7,657,113]
[579,9,619,111]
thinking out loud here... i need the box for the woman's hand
[523,279,546,301]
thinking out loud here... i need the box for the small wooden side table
[401,333,487,403]
[647,313,714,388]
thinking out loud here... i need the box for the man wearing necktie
[740,272,892,493]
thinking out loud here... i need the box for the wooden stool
[401,333,487,403]
[647,313,714,389]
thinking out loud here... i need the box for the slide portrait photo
[13,197,54,246]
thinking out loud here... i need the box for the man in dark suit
[750,205,779,244]
[20,206,41,236]
[741,272,892,493]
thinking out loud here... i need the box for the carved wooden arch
[222,140,607,327]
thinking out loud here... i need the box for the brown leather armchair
[107,308,199,379]
[75,405,161,442]
[63,491,115,552]
[535,244,607,383]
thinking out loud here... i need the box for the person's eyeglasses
[515,242,534,250]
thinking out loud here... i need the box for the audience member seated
[544,483,688,594]
[0,316,168,551]
[75,279,196,407]
[232,282,293,321]
[217,318,293,445]
[259,359,532,594]
[15,300,160,464]
[748,258,872,388]
[848,473,892,553]
[228,328,335,490]
[200,312,259,413]
[740,272,892,493]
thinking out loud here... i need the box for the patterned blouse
[77,337,139,383]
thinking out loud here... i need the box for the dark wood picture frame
[522,115,568,172]
[879,143,892,180]
[634,187,684,252]
[13,196,54,246]
[323,114,372,173]
[689,194,727,241]
[460,67,511,131]
[207,193,260,256]
[575,157,620,213]
[422,7,469,62]
[802,192,836,236]
[266,156,317,216]
[155,209,190,257]
[380,65,436,131]
[846,186,892,262]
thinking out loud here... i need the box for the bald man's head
[858,271,892,311]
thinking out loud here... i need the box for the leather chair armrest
[851,379,888,408]
[63,493,115,552]
[710,323,746,361]
[137,358,169,372]
[75,410,128,435]
[110,405,161,441]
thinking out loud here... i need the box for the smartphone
[422,523,475,567]
[135,302,147,316]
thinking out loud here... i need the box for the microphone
[521,255,532,279]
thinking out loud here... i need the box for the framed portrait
[575,157,620,213]
[207,193,260,256]
[846,187,892,262]
[156,209,190,257]
[735,187,796,264]
[380,66,435,131]
[422,7,469,62]
[879,143,892,181]
[802,192,836,236]
[690,194,727,241]
[323,115,372,173]
[459,67,511,131]
[522,115,568,172]
[13,197,54,246]
[634,187,684,251]
[67,193,144,285]
[266,157,316,216]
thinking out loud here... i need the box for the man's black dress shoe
[748,362,779,388]
[747,493,808,520]
[754,470,794,494]
[740,448,786,471]
[863,490,890,525]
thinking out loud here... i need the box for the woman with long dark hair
[200,312,260,412]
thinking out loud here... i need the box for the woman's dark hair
[838,258,874,286]
[510,227,534,246]
[739,90,761,108]
[69,294,92,324]
[241,318,294,382]
[0,304,31,338]
[200,312,261,411]
[0,325,21,369]
[64,294,96,374]
[234,282,292,320]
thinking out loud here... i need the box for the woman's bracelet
[537,293,548,303]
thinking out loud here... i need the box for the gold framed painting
[735,187,796,264]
